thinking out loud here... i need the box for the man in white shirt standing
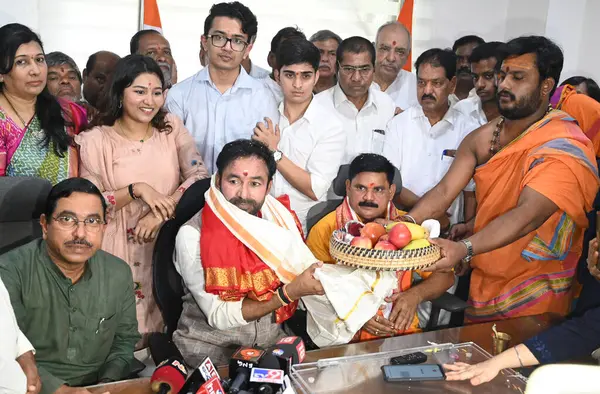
[383,48,480,228]
[373,22,417,112]
[0,277,40,394]
[261,27,306,104]
[315,36,396,165]
[449,35,485,106]
[454,42,503,126]
[253,38,346,233]
[166,1,279,173]
[309,30,342,94]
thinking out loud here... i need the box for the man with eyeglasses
[0,178,140,393]
[166,1,278,173]
[314,36,396,169]
[252,37,346,234]
[373,22,418,112]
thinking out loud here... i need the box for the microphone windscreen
[150,358,188,394]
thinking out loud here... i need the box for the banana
[385,221,427,240]
[403,239,431,250]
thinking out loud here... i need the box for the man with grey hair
[310,29,342,93]
[45,51,82,102]
[373,22,418,111]
[130,29,177,88]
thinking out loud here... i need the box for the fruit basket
[329,220,441,271]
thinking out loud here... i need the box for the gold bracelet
[275,290,288,306]
[282,284,294,302]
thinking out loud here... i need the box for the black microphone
[228,347,265,394]
[179,367,207,394]
[269,336,306,372]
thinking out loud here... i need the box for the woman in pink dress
[76,55,209,343]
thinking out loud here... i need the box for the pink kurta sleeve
[168,114,209,194]
[75,128,119,220]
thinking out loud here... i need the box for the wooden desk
[88,314,562,394]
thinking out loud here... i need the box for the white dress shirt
[373,69,418,110]
[314,84,396,164]
[263,77,284,105]
[166,66,279,173]
[248,62,271,80]
[173,222,248,331]
[273,99,346,233]
[383,105,479,224]
[453,91,488,127]
[449,88,477,108]
[0,276,33,394]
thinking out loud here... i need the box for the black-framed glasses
[206,34,248,52]
[52,215,105,232]
[339,64,374,77]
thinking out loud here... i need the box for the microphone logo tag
[296,341,306,362]
[199,357,218,380]
[250,368,285,384]
[277,337,296,345]
[271,348,284,356]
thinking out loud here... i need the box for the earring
[118,101,122,109]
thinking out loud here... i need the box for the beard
[497,87,542,120]
[157,61,173,89]
[228,197,263,216]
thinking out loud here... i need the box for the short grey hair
[375,22,411,52]
[309,30,342,45]
[45,51,82,82]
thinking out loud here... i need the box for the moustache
[498,90,516,101]
[229,197,260,209]
[319,64,331,70]
[358,201,379,208]
[65,239,92,247]
[421,94,436,101]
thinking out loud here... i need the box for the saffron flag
[398,0,414,71]
[141,0,163,33]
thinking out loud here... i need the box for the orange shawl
[467,110,599,323]
[551,84,600,157]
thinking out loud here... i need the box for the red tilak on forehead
[369,182,375,188]
[392,41,397,46]
[243,171,248,176]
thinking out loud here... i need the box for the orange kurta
[467,110,599,323]
[551,84,600,157]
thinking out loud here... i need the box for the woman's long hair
[0,23,71,156]
[94,54,172,133]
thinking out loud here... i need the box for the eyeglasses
[52,215,105,232]
[206,34,249,52]
[339,64,374,77]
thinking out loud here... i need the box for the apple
[388,223,412,249]
[350,236,373,249]
[360,222,387,244]
[345,220,365,237]
[379,234,390,242]
[374,240,397,251]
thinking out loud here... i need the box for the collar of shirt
[41,243,93,284]
[196,65,255,94]
[278,95,318,127]
[412,105,461,138]
[332,83,377,111]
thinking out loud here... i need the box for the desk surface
[88,314,561,394]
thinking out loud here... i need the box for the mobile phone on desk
[381,364,445,382]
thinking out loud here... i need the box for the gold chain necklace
[116,120,152,143]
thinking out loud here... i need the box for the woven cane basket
[329,230,441,271]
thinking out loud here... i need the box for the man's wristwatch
[460,239,474,263]
[273,150,283,163]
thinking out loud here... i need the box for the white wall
[0,0,598,83]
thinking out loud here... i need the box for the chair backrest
[306,199,342,234]
[0,177,52,255]
[152,178,211,335]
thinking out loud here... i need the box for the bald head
[374,22,411,83]
[83,51,120,108]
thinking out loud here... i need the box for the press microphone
[249,337,306,394]
[197,375,227,394]
[179,356,221,394]
[269,336,306,371]
[228,346,265,394]
[150,357,188,394]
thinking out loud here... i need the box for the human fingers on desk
[362,314,395,336]
[443,361,499,386]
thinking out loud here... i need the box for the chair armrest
[430,292,469,313]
